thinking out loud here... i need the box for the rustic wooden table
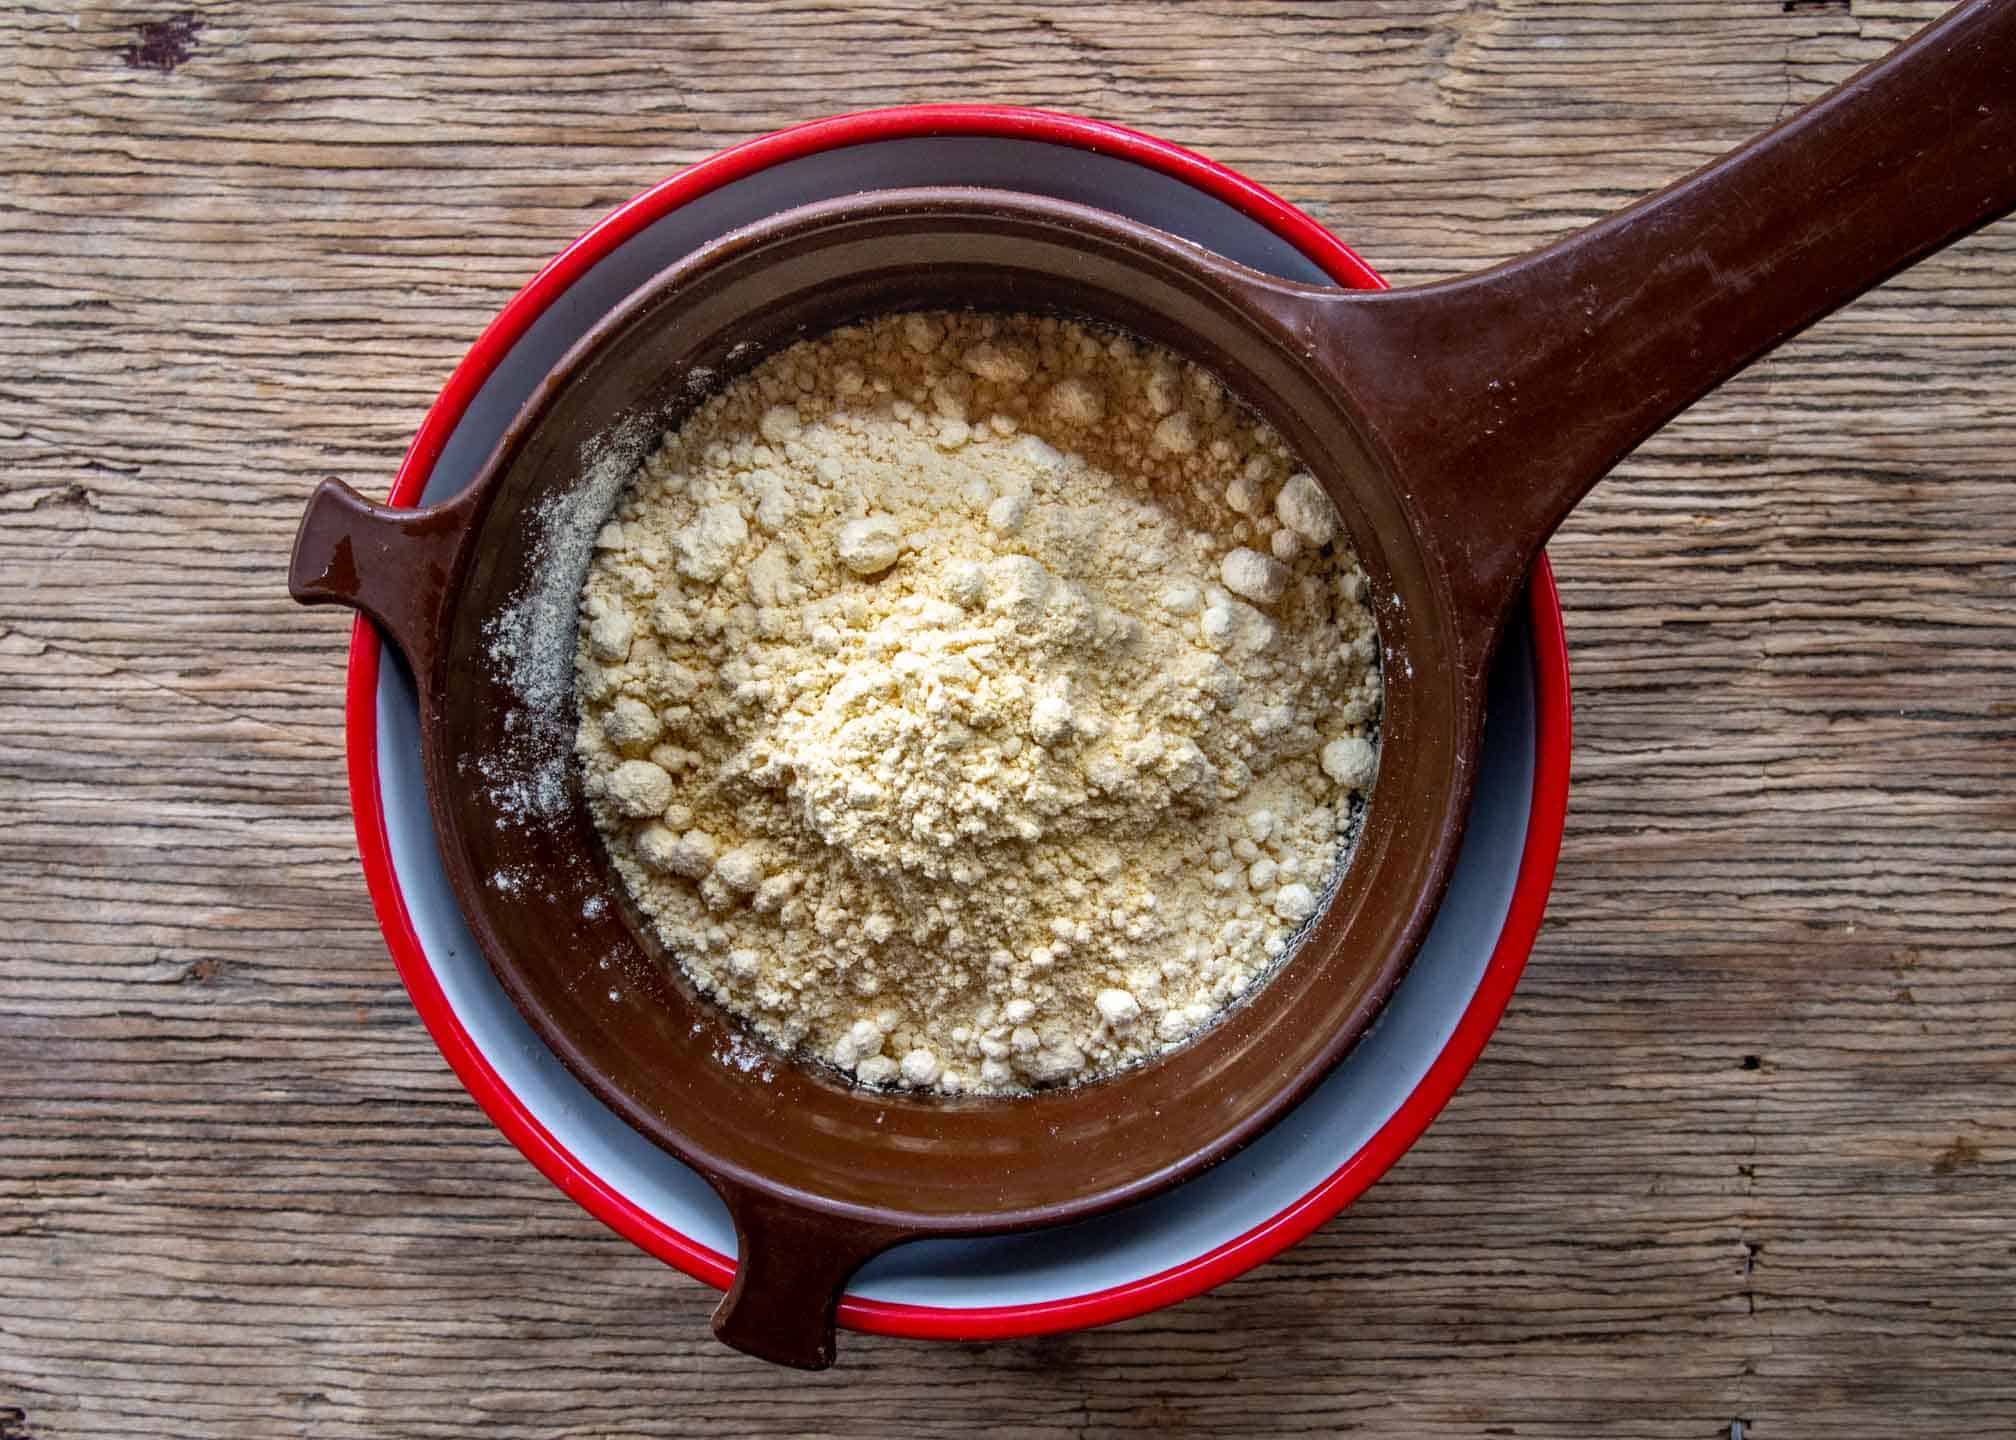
[4,3,2012,1435]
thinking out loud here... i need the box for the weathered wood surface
[3,2,2012,1435]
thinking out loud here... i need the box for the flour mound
[575,312,1380,1094]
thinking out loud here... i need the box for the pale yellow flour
[574,311,1380,1093]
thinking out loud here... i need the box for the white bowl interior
[377,136,1535,1309]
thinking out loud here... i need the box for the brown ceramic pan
[290,1,2015,1369]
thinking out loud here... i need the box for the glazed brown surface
[5,0,2015,1429]
[291,192,1489,1366]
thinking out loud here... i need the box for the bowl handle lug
[287,478,476,684]
[708,1181,913,1370]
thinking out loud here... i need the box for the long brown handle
[1302,0,2016,664]
[707,1180,911,1369]
[287,478,478,683]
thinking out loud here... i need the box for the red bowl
[339,105,1571,1340]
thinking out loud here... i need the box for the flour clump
[575,311,1380,1094]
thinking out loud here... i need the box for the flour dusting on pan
[480,415,653,825]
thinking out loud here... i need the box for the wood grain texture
[2,1,2011,1435]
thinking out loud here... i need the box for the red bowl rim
[341,103,1571,1341]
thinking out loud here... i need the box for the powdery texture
[481,415,652,823]
[575,312,1380,1094]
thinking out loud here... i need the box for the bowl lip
[340,103,1572,1341]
